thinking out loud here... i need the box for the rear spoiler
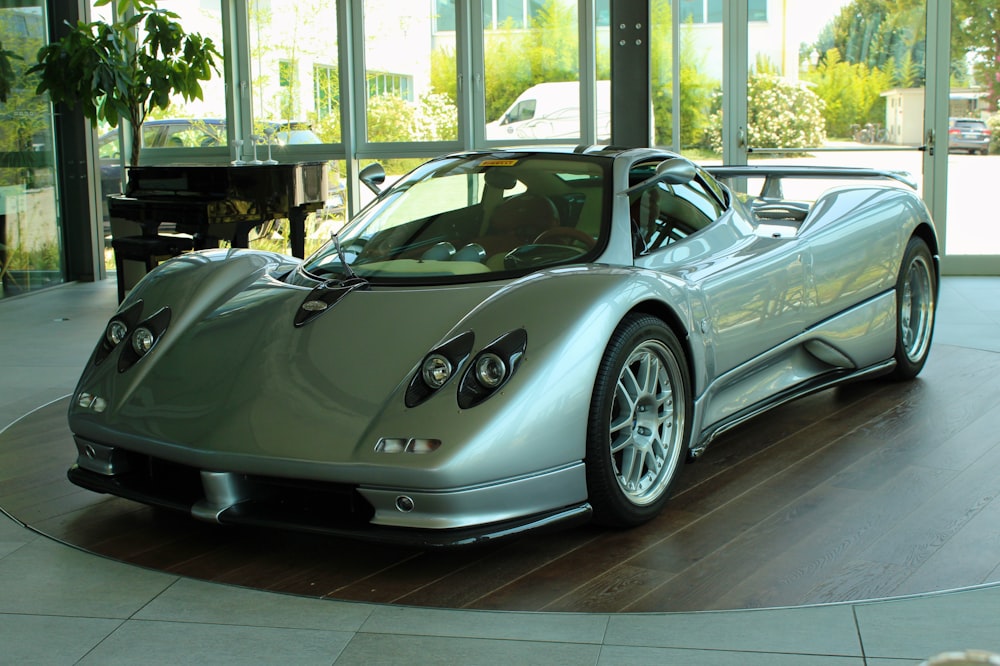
[705,165,917,199]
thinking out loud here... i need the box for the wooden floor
[3,342,1000,613]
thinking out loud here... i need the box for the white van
[486,81,611,142]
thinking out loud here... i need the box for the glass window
[749,0,768,22]
[706,0,722,24]
[678,1,766,25]
[435,0,456,32]
[631,178,721,255]
[650,0,722,152]
[947,6,1000,256]
[679,0,703,24]
[313,64,339,120]
[596,0,610,27]
[483,0,582,143]
[742,1,927,204]
[496,0,524,28]
[0,2,64,298]
[362,0,457,143]
[153,0,226,135]
[300,153,607,282]
[248,0,340,144]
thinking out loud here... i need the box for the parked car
[68,146,938,547]
[948,117,991,154]
[486,81,611,142]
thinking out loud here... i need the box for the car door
[633,168,810,378]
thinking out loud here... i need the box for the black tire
[888,236,936,380]
[585,313,692,527]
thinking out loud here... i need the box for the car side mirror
[360,163,386,194]
[655,157,696,184]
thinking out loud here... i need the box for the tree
[29,0,221,167]
[952,0,1000,110]
[803,49,892,137]
[812,0,926,86]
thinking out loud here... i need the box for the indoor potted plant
[28,0,221,169]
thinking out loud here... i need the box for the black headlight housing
[405,331,475,407]
[457,329,527,409]
[91,300,172,372]
[93,300,145,366]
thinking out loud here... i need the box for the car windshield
[300,152,609,284]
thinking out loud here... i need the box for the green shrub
[705,74,826,152]
[988,114,1000,155]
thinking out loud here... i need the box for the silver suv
[948,118,991,155]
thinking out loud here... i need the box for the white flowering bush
[705,74,827,153]
[366,92,457,142]
[987,114,1000,155]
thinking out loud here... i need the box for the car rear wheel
[586,314,691,527]
[889,236,936,380]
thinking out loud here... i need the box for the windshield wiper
[332,231,362,283]
[294,233,369,327]
[301,232,367,286]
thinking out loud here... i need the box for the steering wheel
[533,226,596,249]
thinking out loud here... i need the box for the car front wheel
[585,314,691,527]
[889,236,936,380]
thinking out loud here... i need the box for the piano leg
[288,207,307,259]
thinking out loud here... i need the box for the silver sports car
[68,146,938,547]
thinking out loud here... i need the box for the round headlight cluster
[106,320,129,346]
[474,353,507,389]
[132,327,156,355]
[421,354,452,389]
[457,329,527,409]
[407,330,525,410]
[405,332,475,408]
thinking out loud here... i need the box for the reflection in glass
[363,0,457,144]
[736,2,929,207]
[248,0,340,145]
[0,2,63,298]
[482,0,581,143]
[650,0,720,155]
[943,1,1000,256]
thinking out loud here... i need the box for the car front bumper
[69,436,591,548]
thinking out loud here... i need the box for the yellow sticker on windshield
[481,159,518,167]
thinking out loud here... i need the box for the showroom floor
[2,276,999,665]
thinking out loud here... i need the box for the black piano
[108,161,330,259]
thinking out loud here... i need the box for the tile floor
[1,276,999,665]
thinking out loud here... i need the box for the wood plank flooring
[3,342,1000,613]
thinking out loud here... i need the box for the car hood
[70,250,506,473]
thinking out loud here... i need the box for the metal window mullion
[923,0,950,266]
[339,0,362,218]
[579,0,597,145]
[721,0,748,167]
[671,0,680,151]
[461,0,483,148]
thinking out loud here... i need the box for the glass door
[0,0,63,298]
[941,1,1000,272]
[649,0,724,159]
[741,1,928,203]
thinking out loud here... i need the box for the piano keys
[107,161,330,259]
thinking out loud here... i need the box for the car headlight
[458,329,527,408]
[405,331,475,407]
[106,320,129,346]
[115,306,172,372]
[421,354,453,389]
[131,327,156,355]
[474,353,507,389]
[94,300,145,366]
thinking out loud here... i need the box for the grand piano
[108,161,330,259]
